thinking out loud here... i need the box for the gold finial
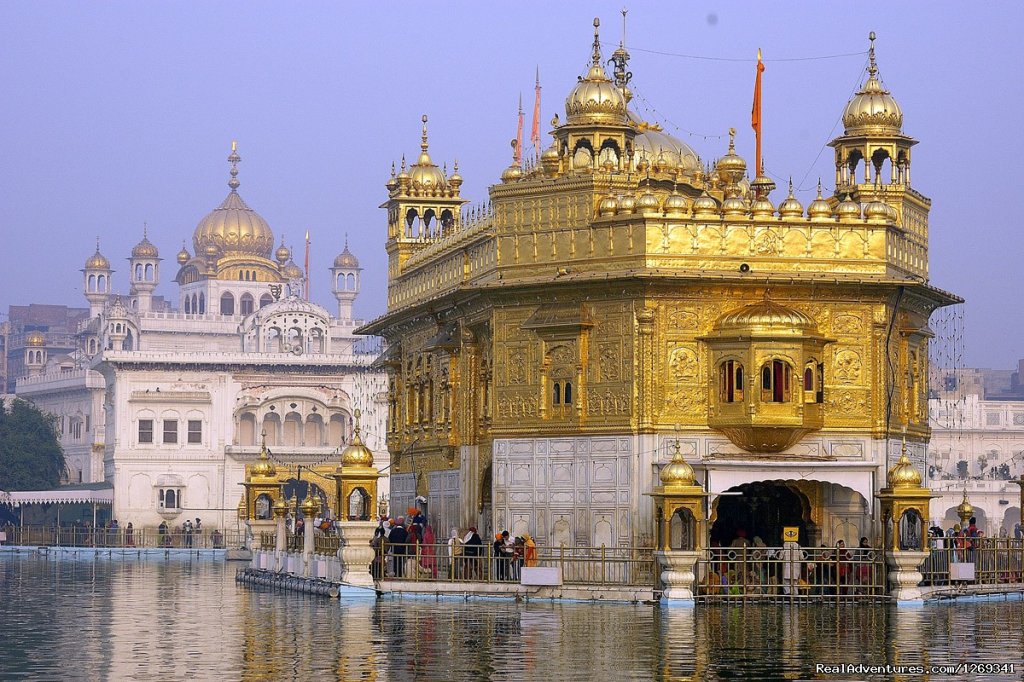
[400,155,406,172]
[390,161,395,178]
[510,138,520,163]
[96,236,101,252]
[421,114,429,153]
[228,141,241,191]
[620,8,627,48]
[591,17,602,66]
[142,222,148,239]
[817,178,823,196]
[867,31,878,78]
[353,408,362,437]
[787,177,794,196]
[728,127,736,151]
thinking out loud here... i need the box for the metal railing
[2,525,244,550]
[257,532,341,556]
[372,541,655,587]
[921,537,1024,586]
[695,546,888,602]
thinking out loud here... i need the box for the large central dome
[192,144,274,259]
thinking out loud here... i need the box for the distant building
[4,304,90,392]
[929,364,1024,534]
[16,145,387,531]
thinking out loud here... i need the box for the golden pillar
[649,440,708,551]
[331,409,383,522]
[877,441,934,552]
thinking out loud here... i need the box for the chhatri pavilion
[359,19,959,550]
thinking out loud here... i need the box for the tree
[0,398,67,490]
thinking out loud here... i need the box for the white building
[928,374,1024,535]
[16,145,388,532]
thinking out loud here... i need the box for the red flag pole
[531,67,542,160]
[752,48,765,175]
[304,230,310,301]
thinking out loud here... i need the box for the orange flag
[751,48,765,174]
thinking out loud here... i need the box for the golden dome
[501,163,524,183]
[565,20,627,125]
[617,194,637,214]
[131,228,159,259]
[722,195,747,218]
[340,412,374,468]
[637,189,661,213]
[275,241,291,264]
[176,242,191,265]
[334,241,359,268]
[835,195,862,220]
[300,494,319,517]
[692,190,719,218]
[663,189,689,216]
[887,451,922,489]
[629,117,699,175]
[956,490,973,519]
[281,259,303,280]
[449,160,463,189]
[716,129,747,185]
[598,194,618,216]
[84,239,110,270]
[272,496,288,518]
[251,441,276,479]
[750,196,775,218]
[715,296,819,336]
[408,116,448,191]
[660,441,696,487]
[25,331,46,347]
[193,144,275,259]
[842,34,903,135]
[777,180,804,218]
[807,181,833,220]
[864,199,891,221]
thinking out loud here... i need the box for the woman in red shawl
[421,525,438,578]
[406,525,420,579]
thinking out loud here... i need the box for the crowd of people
[369,509,538,582]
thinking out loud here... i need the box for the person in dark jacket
[463,527,483,579]
[389,518,409,578]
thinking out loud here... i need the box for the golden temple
[358,20,960,549]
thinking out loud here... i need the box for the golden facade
[360,21,959,547]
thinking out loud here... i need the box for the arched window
[88,274,96,292]
[240,293,254,316]
[263,412,281,445]
[761,360,793,403]
[259,294,273,308]
[198,293,205,314]
[803,361,825,404]
[564,382,573,405]
[98,274,107,291]
[239,413,256,446]
[346,273,355,290]
[239,272,245,281]
[719,360,744,403]
[283,412,302,446]
[135,264,143,280]
[145,263,154,281]
[220,292,235,315]
[163,489,177,509]
[553,382,561,405]
[184,296,191,313]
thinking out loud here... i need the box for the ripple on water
[2,555,1024,681]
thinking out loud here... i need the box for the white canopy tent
[6,484,114,528]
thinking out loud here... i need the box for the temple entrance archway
[710,481,809,547]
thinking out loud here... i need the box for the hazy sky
[1,2,1021,368]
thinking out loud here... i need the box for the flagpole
[531,67,542,161]
[752,48,765,176]
[516,94,524,166]
[304,230,310,301]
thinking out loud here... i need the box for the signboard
[782,526,800,543]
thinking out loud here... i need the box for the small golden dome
[541,144,559,163]
[835,195,862,220]
[193,144,275,259]
[715,296,819,336]
[777,180,804,218]
[716,129,747,185]
[176,242,191,265]
[408,115,448,191]
[275,241,291,264]
[598,194,618,216]
[340,412,374,468]
[637,190,661,213]
[663,189,689,216]
[501,163,524,182]
[692,190,719,218]
[956,490,973,519]
[721,195,747,218]
[750,196,775,218]
[864,199,891,221]
[334,242,359,268]
[251,441,276,478]
[272,496,288,518]
[842,34,903,135]
[131,228,159,259]
[26,331,46,347]
[84,240,111,270]
[807,181,833,220]
[617,194,637,214]
[300,494,319,517]
[628,117,699,175]
[385,162,399,193]
[281,260,303,280]
[449,160,463,189]
[660,441,696,487]
[888,451,922,488]
[565,20,627,125]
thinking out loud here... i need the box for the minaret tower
[24,331,47,377]
[129,225,160,313]
[331,236,361,322]
[82,238,113,317]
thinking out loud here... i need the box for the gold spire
[659,439,696,487]
[228,140,241,191]
[420,115,429,154]
[340,408,374,468]
[591,17,601,66]
[867,31,878,78]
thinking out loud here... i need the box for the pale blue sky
[1,2,1021,367]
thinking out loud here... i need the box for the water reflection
[2,555,1023,680]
